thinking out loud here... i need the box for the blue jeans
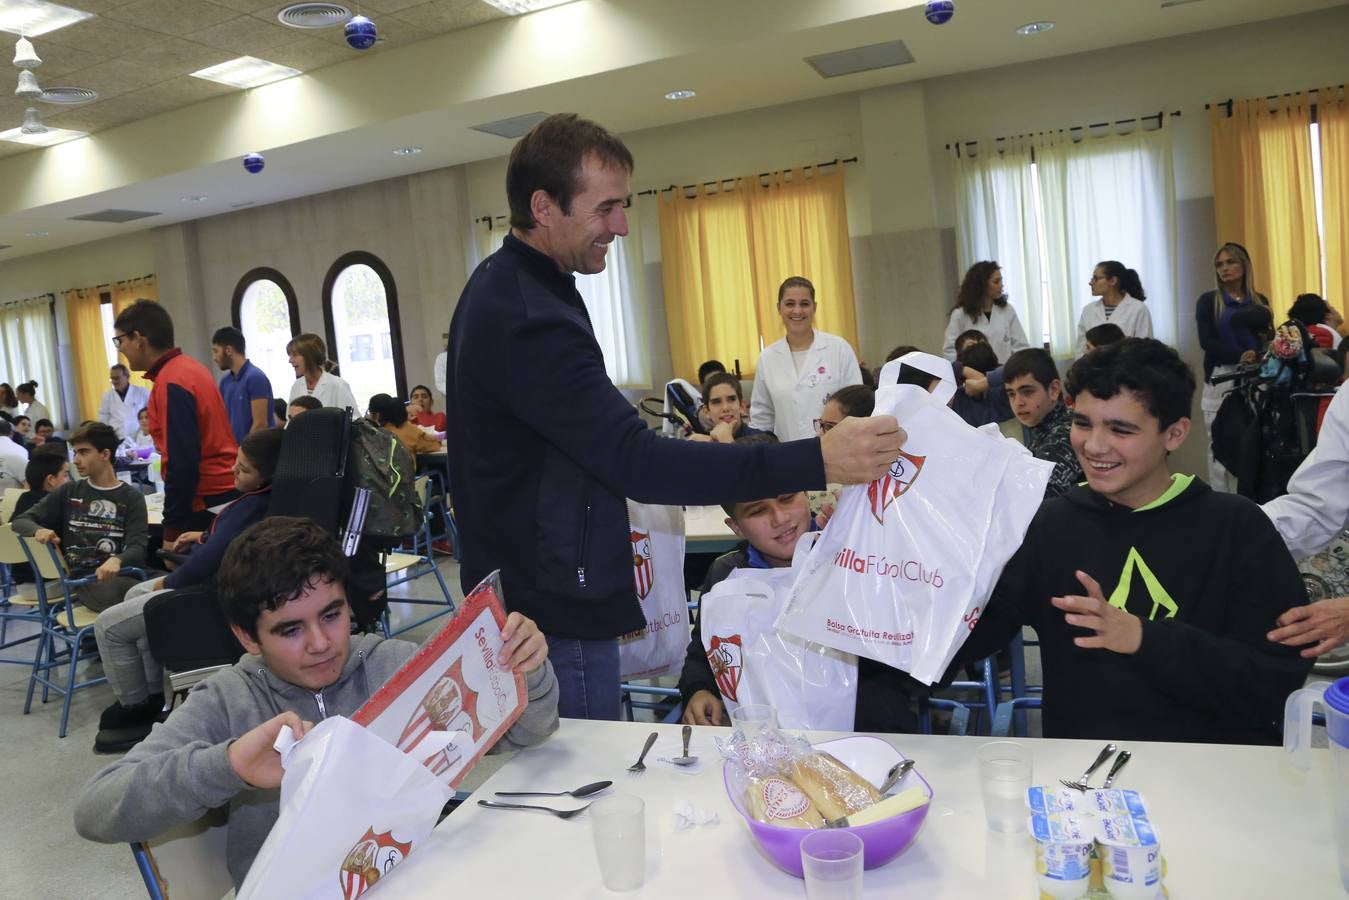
[544,635,621,720]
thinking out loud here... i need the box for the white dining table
[386,719,1342,897]
[684,505,739,554]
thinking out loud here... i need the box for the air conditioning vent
[40,86,98,105]
[69,209,161,223]
[806,40,915,79]
[278,3,352,29]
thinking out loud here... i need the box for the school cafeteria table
[388,719,1340,897]
[684,505,739,554]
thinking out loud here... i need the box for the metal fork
[477,800,590,819]
[1060,742,1117,792]
[627,731,659,776]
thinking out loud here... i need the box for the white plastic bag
[618,501,688,679]
[776,354,1051,685]
[238,716,456,900]
[698,562,858,731]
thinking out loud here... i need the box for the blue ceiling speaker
[345,15,377,50]
[243,152,265,174]
[925,1,954,25]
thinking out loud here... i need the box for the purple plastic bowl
[136,446,153,460]
[724,736,932,878]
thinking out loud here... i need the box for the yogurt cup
[1098,812,1162,899]
[1029,813,1092,900]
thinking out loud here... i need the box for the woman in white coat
[942,261,1031,361]
[1075,260,1153,357]
[286,332,360,416]
[749,276,863,442]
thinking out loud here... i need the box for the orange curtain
[111,275,157,388]
[1318,86,1349,329]
[1209,95,1319,318]
[745,167,860,357]
[64,287,109,423]
[658,185,762,381]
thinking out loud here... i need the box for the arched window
[321,251,406,406]
[231,268,301,402]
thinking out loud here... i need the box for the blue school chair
[918,696,971,736]
[992,697,1042,737]
[0,523,43,666]
[131,807,232,900]
[380,476,457,637]
[19,535,146,737]
[620,682,683,724]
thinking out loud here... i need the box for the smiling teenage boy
[689,373,764,444]
[1003,348,1083,497]
[75,516,559,889]
[955,338,1310,744]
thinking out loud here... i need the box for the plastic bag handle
[1284,681,1329,770]
[877,352,957,406]
[792,529,820,570]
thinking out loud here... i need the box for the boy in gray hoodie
[74,516,560,889]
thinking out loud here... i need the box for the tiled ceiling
[0,0,505,155]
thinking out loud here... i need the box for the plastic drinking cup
[590,793,645,892]
[800,829,864,900]
[978,741,1033,833]
[731,703,778,741]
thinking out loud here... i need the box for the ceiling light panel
[190,56,302,90]
[0,124,84,145]
[0,0,94,37]
[481,0,576,15]
[806,40,915,79]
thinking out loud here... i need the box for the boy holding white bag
[75,516,560,890]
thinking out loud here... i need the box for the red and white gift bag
[617,501,689,679]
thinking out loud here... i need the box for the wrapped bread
[788,751,883,822]
[744,774,823,829]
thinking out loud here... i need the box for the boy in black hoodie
[956,339,1310,744]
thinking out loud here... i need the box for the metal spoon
[494,780,613,799]
[477,800,590,819]
[669,725,699,766]
[878,758,916,794]
[1100,750,1132,789]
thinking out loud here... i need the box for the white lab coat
[0,434,25,490]
[21,399,51,426]
[434,350,447,395]
[749,331,863,442]
[942,305,1031,362]
[97,384,150,440]
[289,372,361,417]
[1075,296,1154,357]
[1263,386,1349,559]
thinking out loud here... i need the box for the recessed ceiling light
[481,0,576,15]
[25,230,48,237]
[0,125,85,146]
[0,0,94,37]
[664,89,696,101]
[393,146,421,156]
[1016,21,1055,36]
[190,56,302,90]
[180,195,207,203]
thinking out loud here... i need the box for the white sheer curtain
[952,138,1047,346]
[0,295,64,427]
[1037,128,1178,355]
[469,209,651,388]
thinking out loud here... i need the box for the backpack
[348,417,422,543]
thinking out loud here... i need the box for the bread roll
[788,752,883,822]
[744,775,823,829]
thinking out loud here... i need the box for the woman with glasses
[749,276,863,442]
[1075,260,1153,357]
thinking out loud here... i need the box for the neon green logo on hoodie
[1107,547,1179,620]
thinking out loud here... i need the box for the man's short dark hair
[69,421,119,456]
[24,446,66,489]
[110,363,130,377]
[114,299,174,351]
[700,372,743,405]
[1084,323,1125,350]
[954,329,988,353]
[212,326,246,354]
[367,393,408,427]
[1003,348,1060,391]
[288,395,322,412]
[828,385,875,418]
[697,359,727,385]
[885,344,921,363]
[957,342,1000,374]
[506,113,635,232]
[1065,338,1195,429]
[34,419,53,432]
[273,398,288,422]
[1289,293,1331,327]
[218,517,350,639]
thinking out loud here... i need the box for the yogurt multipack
[1026,787,1165,900]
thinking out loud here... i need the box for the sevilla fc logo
[707,634,743,702]
[631,528,654,601]
[867,451,926,523]
[340,828,413,900]
[397,659,484,776]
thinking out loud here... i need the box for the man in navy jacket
[445,114,905,720]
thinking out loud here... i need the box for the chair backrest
[269,407,351,534]
[0,523,26,566]
[0,487,22,523]
[19,534,68,582]
[133,806,232,900]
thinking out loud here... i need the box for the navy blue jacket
[163,488,270,589]
[445,234,826,639]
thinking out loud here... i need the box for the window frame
[320,250,407,401]
[230,267,301,338]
